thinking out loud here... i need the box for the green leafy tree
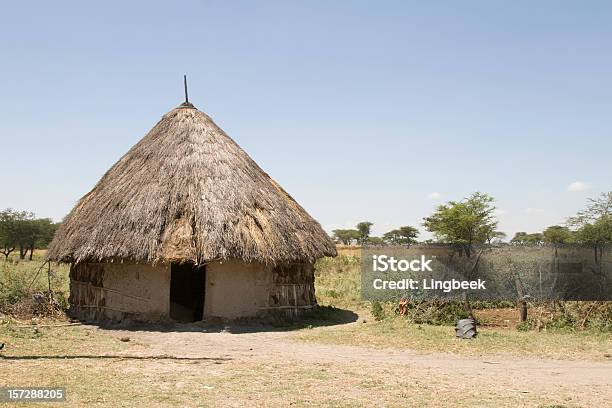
[365,236,384,245]
[567,191,612,227]
[511,232,528,244]
[382,226,419,245]
[332,229,360,245]
[25,218,57,260]
[356,222,374,244]
[422,192,499,257]
[567,191,612,263]
[511,232,544,245]
[575,216,612,263]
[526,233,544,244]
[0,209,59,261]
[14,211,36,259]
[542,225,574,245]
[0,209,19,261]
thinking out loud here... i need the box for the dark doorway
[170,263,206,322]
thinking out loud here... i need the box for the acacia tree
[25,219,57,260]
[422,192,499,257]
[365,236,384,245]
[511,232,544,245]
[422,192,500,319]
[0,209,58,261]
[567,191,612,226]
[356,222,373,244]
[382,226,419,245]
[567,191,612,263]
[14,211,35,259]
[542,225,574,245]
[575,216,612,264]
[0,209,18,261]
[332,229,360,245]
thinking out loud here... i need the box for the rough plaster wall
[204,260,272,318]
[102,263,171,320]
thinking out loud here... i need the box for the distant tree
[422,192,499,257]
[14,211,36,259]
[25,219,57,260]
[525,233,544,244]
[382,226,419,245]
[0,209,58,261]
[365,236,384,245]
[567,191,612,263]
[356,222,374,244]
[574,215,612,264]
[332,229,361,245]
[0,209,18,261]
[576,216,612,242]
[511,232,543,245]
[542,225,574,245]
[511,232,528,244]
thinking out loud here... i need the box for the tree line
[511,192,612,246]
[332,192,501,251]
[0,209,59,261]
[332,191,612,256]
[332,223,419,246]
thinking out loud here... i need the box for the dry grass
[335,245,362,257]
[295,317,612,361]
[0,251,70,317]
[0,322,596,407]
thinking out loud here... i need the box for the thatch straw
[47,103,336,265]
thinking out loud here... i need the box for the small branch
[14,322,82,329]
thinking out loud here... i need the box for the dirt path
[96,323,612,407]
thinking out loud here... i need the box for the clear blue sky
[1,1,611,239]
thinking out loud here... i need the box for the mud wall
[69,262,170,322]
[204,260,270,318]
[204,260,317,319]
[70,260,318,322]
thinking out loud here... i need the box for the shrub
[371,301,385,321]
[0,252,69,318]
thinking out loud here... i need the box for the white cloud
[567,181,591,192]
[494,209,506,215]
[427,192,441,199]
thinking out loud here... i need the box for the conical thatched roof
[47,102,336,265]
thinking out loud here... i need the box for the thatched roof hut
[48,99,335,323]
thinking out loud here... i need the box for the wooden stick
[14,322,82,329]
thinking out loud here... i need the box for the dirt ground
[1,312,611,407]
[113,327,611,406]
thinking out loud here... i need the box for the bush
[519,301,612,332]
[0,252,69,318]
[371,301,385,321]
[398,300,469,325]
